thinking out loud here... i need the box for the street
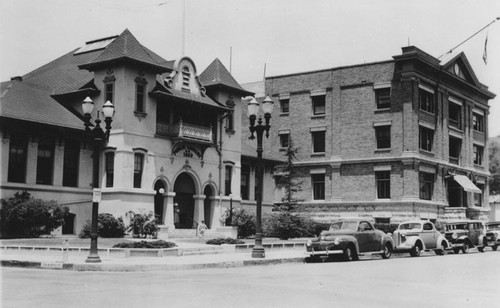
[2,250,499,308]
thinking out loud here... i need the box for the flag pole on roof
[438,17,499,60]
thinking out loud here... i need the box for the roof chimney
[10,76,23,81]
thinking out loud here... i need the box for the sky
[1,0,499,136]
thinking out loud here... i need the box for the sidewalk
[0,241,306,272]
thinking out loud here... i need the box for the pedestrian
[198,220,207,239]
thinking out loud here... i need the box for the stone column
[164,192,176,229]
[193,194,206,228]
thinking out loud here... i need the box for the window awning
[453,175,481,193]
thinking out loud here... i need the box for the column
[164,192,176,229]
[193,194,206,227]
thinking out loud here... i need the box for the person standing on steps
[198,220,207,239]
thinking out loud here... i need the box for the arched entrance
[174,173,196,229]
[154,180,166,224]
[204,185,214,229]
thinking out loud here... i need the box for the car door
[356,221,380,252]
[420,222,436,249]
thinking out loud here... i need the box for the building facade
[1,29,278,236]
[253,46,495,224]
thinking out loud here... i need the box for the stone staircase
[157,226,238,240]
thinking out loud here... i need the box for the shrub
[206,237,244,245]
[225,208,256,239]
[126,210,158,238]
[79,213,126,238]
[0,191,68,238]
[374,223,398,234]
[263,212,316,240]
[112,240,176,249]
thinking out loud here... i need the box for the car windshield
[399,223,421,230]
[447,224,467,230]
[329,221,358,231]
[486,223,500,231]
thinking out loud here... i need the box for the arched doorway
[174,173,196,229]
[154,180,166,224]
[204,185,214,229]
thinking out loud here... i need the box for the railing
[156,120,213,143]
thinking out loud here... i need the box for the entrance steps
[158,226,238,240]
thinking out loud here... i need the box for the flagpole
[438,17,499,59]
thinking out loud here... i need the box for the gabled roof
[200,58,253,96]
[78,29,172,73]
[441,52,481,89]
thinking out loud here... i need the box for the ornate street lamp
[82,97,115,263]
[248,95,274,258]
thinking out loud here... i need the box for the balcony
[156,120,213,143]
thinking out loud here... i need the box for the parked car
[445,220,486,253]
[305,219,394,262]
[485,221,500,251]
[392,221,448,257]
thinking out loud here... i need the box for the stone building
[1,29,278,237]
[250,46,495,224]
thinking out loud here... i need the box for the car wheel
[453,247,461,254]
[493,245,498,251]
[343,245,356,261]
[435,241,446,256]
[462,242,470,254]
[410,243,421,257]
[478,246,484,253]
[304,256,320,263]
[381,243,392,259]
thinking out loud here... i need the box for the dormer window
[182,66,190,91]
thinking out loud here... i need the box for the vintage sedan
[305,219,394,262]
[392,221,448,257]
[445,220,486,253]
[485,221,500,251]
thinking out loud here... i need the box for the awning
[453,175,481,193]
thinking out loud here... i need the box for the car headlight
[333,238,341,245]
[306,239,312,247]
[401,233,406,238]
[452,233,458,239]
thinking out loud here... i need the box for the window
[36,137,54,185]
[226,111,234,132]
[474,183,484,207]
[375,126,391,149]
[136,84,145,113]
[419,126,434,152]
[279,133,290,148]
[63,139,80,187]
[133,153,144,188]
[375,217,390,224]
[473,145,483,165]
[8,134,28,183]
[419,87,435,113]
[312,95,325,115]
[241,165,250,200]
[449,102,462,129]
[105,83,114,103]
[105,152,115,187]
[312,173,325,200]
[182,66,190,91]
[280,99,289,114]
[312,131,325,153]
[375,88,391,109]
[376,171,391,199]
[225,165,232,196]
[473,112,484,132]
[419,172,434,200]
[449,137,461,164]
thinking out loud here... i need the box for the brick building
[1,29,279,237]
[248,46,496,224]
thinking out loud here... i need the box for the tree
[489,137,500,195]
[0,191,68,238]
[275,137,303,212]
[126,210,158,238]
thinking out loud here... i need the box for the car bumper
[305,248,344,257]
[393,244,413,252]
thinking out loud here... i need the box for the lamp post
[247,95,274,258]
[82,96,115,263]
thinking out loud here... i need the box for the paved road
[2,250,499,308]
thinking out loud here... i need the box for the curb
[1,256,305,272]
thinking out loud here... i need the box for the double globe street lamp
[247,95,274,258]
[81,97,115,263]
